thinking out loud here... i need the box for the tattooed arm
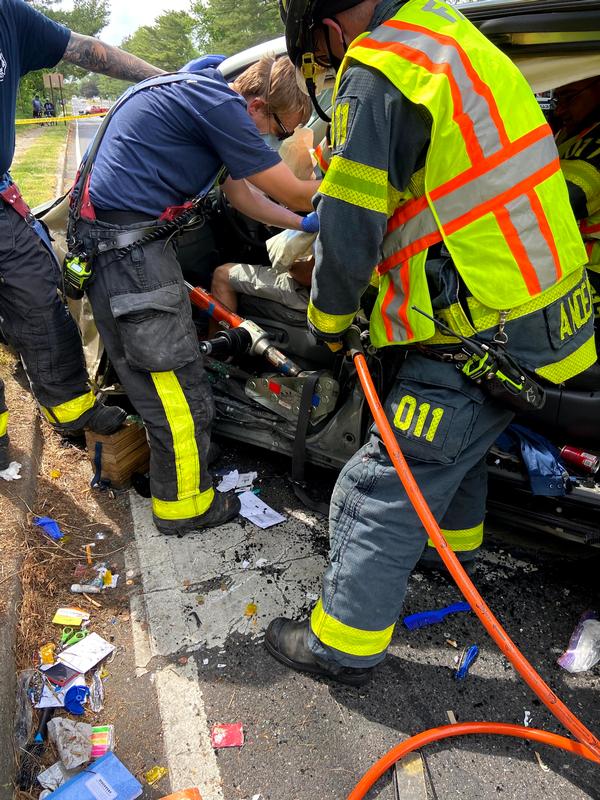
[62,33,164,81]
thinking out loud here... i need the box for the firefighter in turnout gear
[70,56,318,537]
[553,77,600,337]
[0,0,164,469]
[265,0,597,686]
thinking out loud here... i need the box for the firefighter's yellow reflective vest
[325,0,587,347]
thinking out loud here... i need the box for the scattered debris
[0,460,22,480]
[238,491,286,528]
[217,469,258,493]
[37,760,77,791]
[210,722,244,749]
[52,607,90,626]
[34,516,64,541]
[523,710,532,728]
[159,789,203,800]
[455,645,479,681]
[557,611,600,673]
[71,583,102,594]
[91,724,114,759]
[534,750,551,772]
[446,710,458,725]
[145,765,169,786]
[47,717,92,769]
[49,752,142,799]
[64,684,90,715]
[255,558,269,568]
[445,639,458,649]
[50,469,61,479]
[89,668,105,712]
[392,752,427,800]
[403,602,471,631]
[58,632,115,673]
[245,602,258,618]
[39,642,56,665]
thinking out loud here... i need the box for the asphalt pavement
[125,442,600,800]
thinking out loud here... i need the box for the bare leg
[209,263,238,337]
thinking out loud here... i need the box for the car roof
[218,2,600,92]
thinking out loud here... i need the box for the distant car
[86,105,109,115]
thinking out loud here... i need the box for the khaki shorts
[228,263,309,312]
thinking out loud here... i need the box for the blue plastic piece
[403,601,471,631]
[64,684,90,715]
[34,516,64,541]
[456,644,479,680]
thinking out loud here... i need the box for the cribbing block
[85,419,149,488]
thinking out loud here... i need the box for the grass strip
[11,125,68,207]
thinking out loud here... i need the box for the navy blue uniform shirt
[0,0,70,175]
[89,69,281,217]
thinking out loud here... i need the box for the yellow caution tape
[15,111,107,125]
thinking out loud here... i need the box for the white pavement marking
[75,118,81,166]
[128,489,328,797]
[129,491,327,652]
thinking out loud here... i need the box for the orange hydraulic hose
[348,346,600,798]
[348,724,598,800]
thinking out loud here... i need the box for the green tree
[122,10,198,71]
[191,0,283,55]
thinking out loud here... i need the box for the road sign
[43,73,64,89]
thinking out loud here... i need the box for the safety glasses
[273,112,294,140]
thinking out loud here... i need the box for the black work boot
[0,435,9,471]
[265,618,374,687]
[84,403,127,436]
[156,490,241,537]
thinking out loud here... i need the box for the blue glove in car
[300,212,319,233]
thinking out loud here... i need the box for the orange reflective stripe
[378,230,441,276]
[389,124,551,234]
[379,156,561,276]
[586,241,595,260]
[381,278,396,342]
[493,205,541,295]
[384,19,510,148]
[398,261,413,340]
[314,144,329,174]
[360,35,483,164]
[528,189,562,281]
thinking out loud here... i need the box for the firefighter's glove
[300,212,319,233]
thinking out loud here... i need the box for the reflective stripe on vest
[333,0,586,346]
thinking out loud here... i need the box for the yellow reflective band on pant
[428,523,483,552]
[536,333,597,384]
[308,300,356,336]
[41,390,96,425]
[151,371,207,518]
[0,411,8,437]
[310,598,395,657]
[152,487,215,521]
[560,159,600,205]
[321,155,389,214]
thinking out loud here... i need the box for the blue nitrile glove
[34,516,65,541]
[300,212,319,233]
[403,602,471,631]
[180,55,227,73]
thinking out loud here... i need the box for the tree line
[19,0,284,113]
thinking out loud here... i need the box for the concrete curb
[0,373,43,799]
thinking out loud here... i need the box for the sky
[56,1,193,45]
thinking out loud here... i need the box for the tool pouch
[460,349,546,412]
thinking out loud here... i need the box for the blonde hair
[232,55,312,124]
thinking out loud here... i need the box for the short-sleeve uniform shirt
[0,0,70,175]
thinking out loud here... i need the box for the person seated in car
[210,252,314,334]
[209,135,335,331]
[554,76,600,327]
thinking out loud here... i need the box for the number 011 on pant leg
[385,356,485,465]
